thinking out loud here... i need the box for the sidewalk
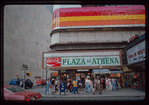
[27,86,145,98]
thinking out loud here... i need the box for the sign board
[43,50,122,69]
[22,64,28,70]
[126,40,145,65]
[123,67,128,71]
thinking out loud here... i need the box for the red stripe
[53,10,145,18]
[53,5,145,14]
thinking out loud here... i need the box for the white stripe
[52,24,145,31]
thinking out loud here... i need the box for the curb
[41,95,145,98]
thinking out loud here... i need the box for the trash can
[60,82,66,95]
[45,81,50,95]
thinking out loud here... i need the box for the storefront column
[143,72,145,88]
[121,73,125,88]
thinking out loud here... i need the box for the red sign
[46,57,61,67]
[16,74,18,77]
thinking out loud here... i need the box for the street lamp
[99,64,102,84]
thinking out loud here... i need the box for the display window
[124,72,143,87]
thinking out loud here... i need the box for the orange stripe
[56,19,145,27]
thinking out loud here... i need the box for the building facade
[44,5,145,88]
[124,34,145,89]
[4,5,53,85]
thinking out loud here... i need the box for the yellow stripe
[52,14,145,24]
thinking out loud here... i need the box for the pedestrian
[72,79,79,94]
[78,78,83,91]
[115,79,118,90]
[89,78,94,92]
[51,78,55,94]
[103,78,105,89]
[105,77,109,91]
[55,79,58,92]
[85,78,90,93]
[57,79,60,90]
[16,78,20,86]
[108,77,112,90]
[100,78,104,89]
[93,77,101,94]
[112,78,116,90]
[97,78,100,88]
[66,79,72,92]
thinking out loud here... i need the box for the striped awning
[52,5,145,29]
[93,69,111,74]
[93,69,122,74]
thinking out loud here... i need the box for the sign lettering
[61,56,120,67]
[126,40,145,65]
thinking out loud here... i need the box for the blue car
[9,79,33,89]
[9,79,17,85]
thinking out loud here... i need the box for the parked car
[9,79,17,85]
[10,79,33,89]
[36,79,46,86]
[4,85,41,101]
[20,79,33,88]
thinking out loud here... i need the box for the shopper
[85,78,90,93]
[78,78,83,91]
[66,79,72,92]
[97,78,100,88]
[93,77,101,94]
[105,77,109,91]
[72,79,79,94]
[51,78,55,94]
[100,78,104,89]
[89,78,94,92]
[108,77,112,90]
[115,79,118,90]
[112,78,116,90]
[55,79,58,92]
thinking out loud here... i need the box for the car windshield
[6,86,25,93]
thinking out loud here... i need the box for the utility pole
[22,64,28,89]
[46,66,47,81]
[99,64,102,83]
[23,70,26,89]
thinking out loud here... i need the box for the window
[6,86,25,93]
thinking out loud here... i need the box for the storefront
[93,68,123,88]
[42,50,123,86]
[50,71,58,79]
[124,34,145,88]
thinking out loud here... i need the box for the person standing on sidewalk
[78,78,83,91]
[55,79,58,92]
[89,78,94,92]
[72,79,79,94]
[112,78,116,90]
[51,78,55,94]
[93,77,101,94]
[108,77,112,90]
[115,79,118,90]
[105,78,109,91]
[66,79,72,92]
[85,78,90,93]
